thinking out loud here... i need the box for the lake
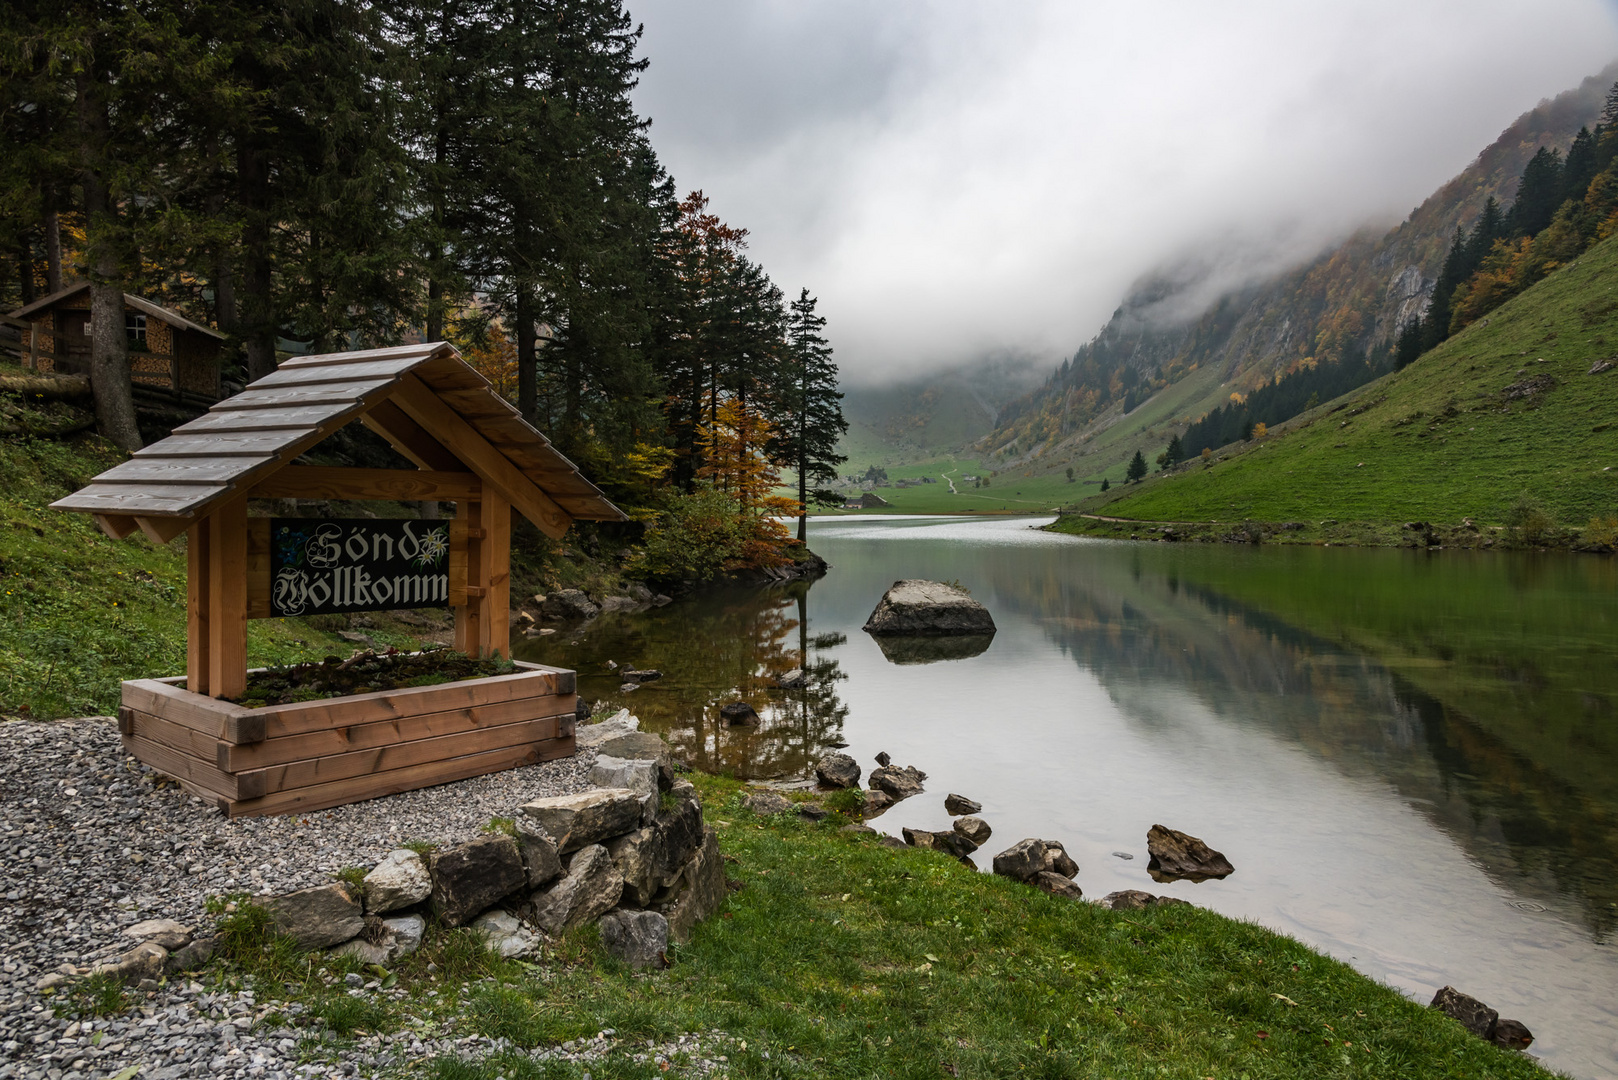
[517,515,1618,1080]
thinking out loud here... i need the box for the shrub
[1504,493,1556,545]
[630,486,750,581]
[1583,514,1618,550]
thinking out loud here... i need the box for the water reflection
[872,633,995,665]
[518,516,1618,1078]
[518,584,850,780]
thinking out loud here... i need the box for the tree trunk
[516,288,537,424]
[426,122,448,342]
[76,72,141,451]
[212,249,236,333]
[43,210,61,293]
[238,144,277,381]
[17,239,34,305]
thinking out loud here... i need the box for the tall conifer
[772,289,847,542]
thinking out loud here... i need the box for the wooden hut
[7,284,225,398]
[50,342,626,817]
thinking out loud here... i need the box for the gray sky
[628,1,1618,385]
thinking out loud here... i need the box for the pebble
[0,716,605,1078]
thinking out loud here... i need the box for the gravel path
[0,715,611,1080]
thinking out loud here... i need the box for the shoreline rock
[1146,824,1234,882]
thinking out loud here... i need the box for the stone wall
[39,733,725,989]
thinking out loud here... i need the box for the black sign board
[270,518,452,617]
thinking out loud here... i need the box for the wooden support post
[186,521,211,695]
[207,497,248,698]
[455,500,484,656]
[480,493,511,658]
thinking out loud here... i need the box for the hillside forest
[0,0,847,579]
[985,63,1618,473]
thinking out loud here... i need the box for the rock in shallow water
[869,765,926,801]
[944,793,981,816]
[1145,824,1234,882]
[1429,985,1499,1039]
[953,815,992,845]
[862,579,997,636]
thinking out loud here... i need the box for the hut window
[126,312,146,346]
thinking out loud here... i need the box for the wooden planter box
[117,661,577,818]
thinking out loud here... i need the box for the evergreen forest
[0,0,846,576]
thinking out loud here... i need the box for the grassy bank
[183,772,1554,1080]
[1051,231,1618,545]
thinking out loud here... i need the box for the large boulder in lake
[863,580,996,637]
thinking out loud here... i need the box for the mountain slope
[1053,228,1618,538]
[987,60,1618,484]
[837,355,1040,467]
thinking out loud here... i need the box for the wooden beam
[186,523,210,695]
[136,515,193,545]
[454,500,483,654]
[390,375,573,539]
[247,466,480,502]
[207,496,249,698]
[246,518,271,619]
[94,514,139,540]
[359,399,464,471]
[481,493,511,659]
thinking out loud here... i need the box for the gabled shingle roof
[50,342,624,535]
[10,283,225,339]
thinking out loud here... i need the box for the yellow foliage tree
[697,397,801,567]
[457,320,519,402]
[1253,421,1268,439]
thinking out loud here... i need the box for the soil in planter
[230,648,517,708]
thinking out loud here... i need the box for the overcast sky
[627,1,1618,386]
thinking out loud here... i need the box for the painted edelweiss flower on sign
[415,526,450,567]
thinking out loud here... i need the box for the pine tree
[771,289,848,542]
[1126,450,1147,484]
[1562,127,1599,208]
[1164,433,1184,468]
[1421,226,1468,353]
[1508,147,1564,238]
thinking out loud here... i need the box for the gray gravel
[0,714,615,1080]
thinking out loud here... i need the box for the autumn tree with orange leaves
[697,397,800,567]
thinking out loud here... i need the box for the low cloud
[630,1,1618,385]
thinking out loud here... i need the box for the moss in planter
[230,647,517,708]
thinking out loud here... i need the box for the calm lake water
[517,515,1618,1079]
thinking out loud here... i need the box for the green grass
[0,430,431,719]
[1053,233,1618,538]
[189,772,1554,1080]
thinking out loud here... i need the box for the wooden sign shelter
[51,342,625,816]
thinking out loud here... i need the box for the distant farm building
[7,284,224,398]
[843,492,891,509]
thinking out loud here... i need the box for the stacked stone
[38,733,725,997]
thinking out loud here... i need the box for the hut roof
[10,284,225,340]
[51,342,624,536]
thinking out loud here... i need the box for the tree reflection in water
[514,582,849,779]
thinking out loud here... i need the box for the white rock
[363,849,432,914]
[471,910,541,958]
[122,918,192,950]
